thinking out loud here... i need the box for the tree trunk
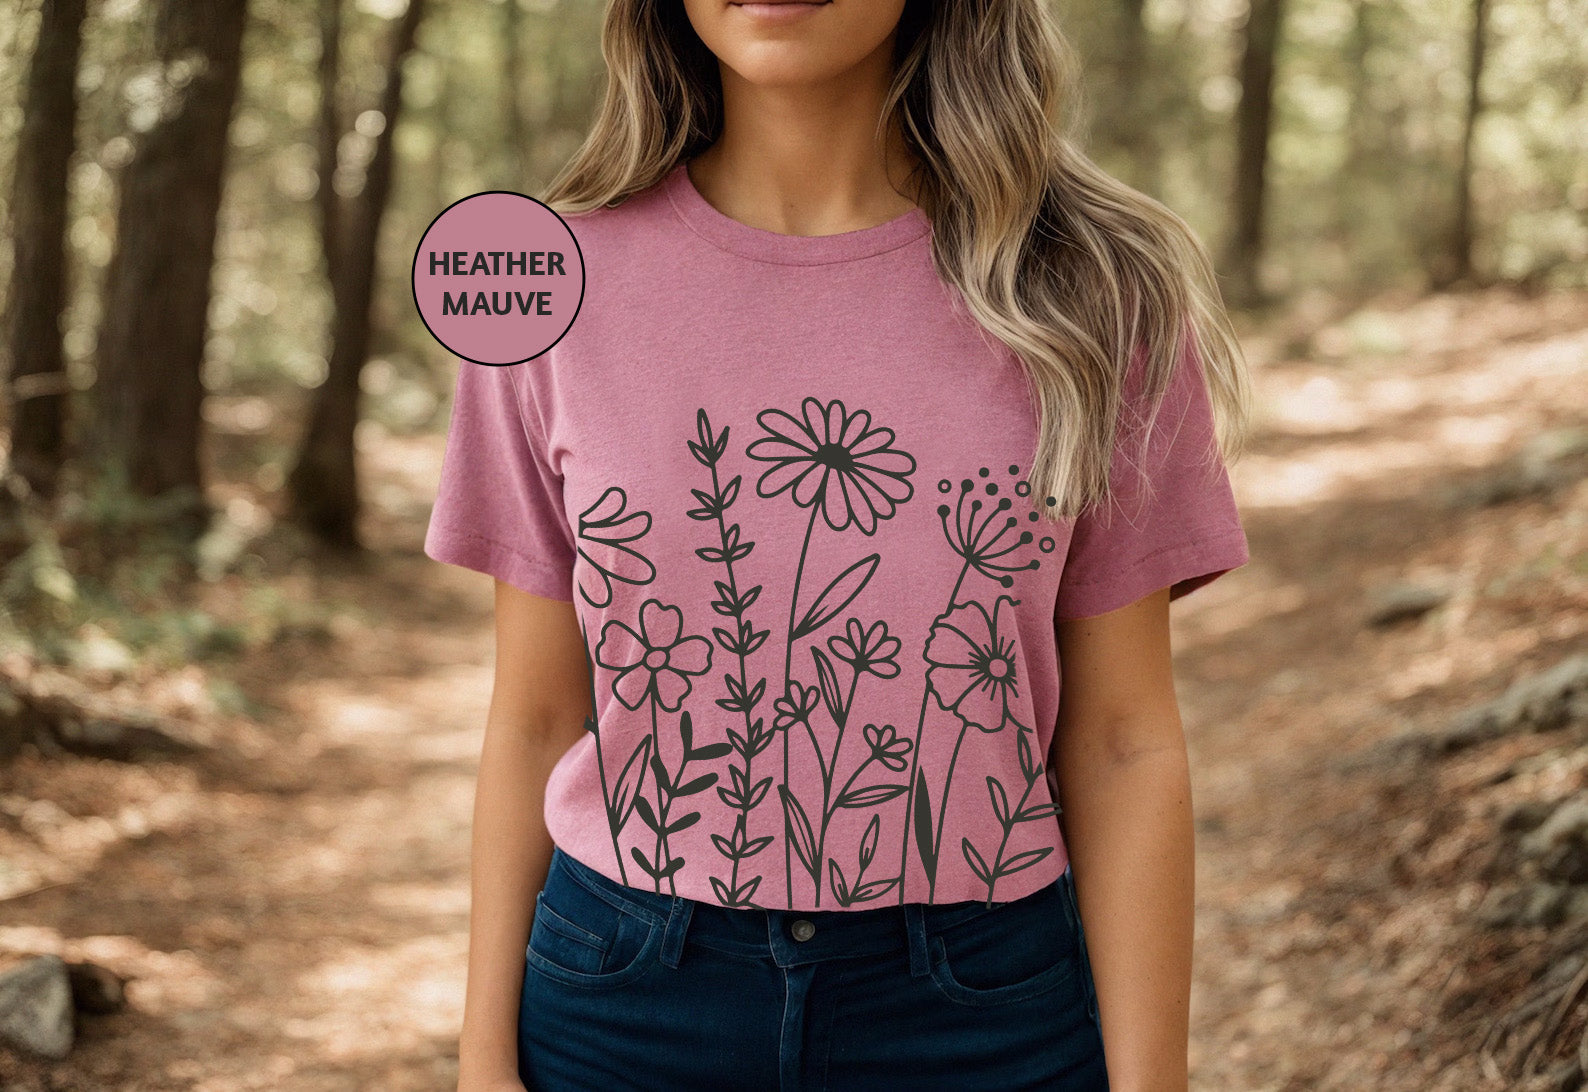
[504,0,528,189]
[1435,0,1489,289]
[87,0,249,536]
[1110,0,1159,193]
[5,0,89,500]
[286,0,427,548]
[1222,0,1287,308]
[317,0,344,297]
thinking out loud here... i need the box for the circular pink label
[411,191,585,365]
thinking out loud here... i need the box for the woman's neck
[687,55,926,236]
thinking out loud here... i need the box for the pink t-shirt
[424,161,1250,911]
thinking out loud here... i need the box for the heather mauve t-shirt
[424,160,1251,911]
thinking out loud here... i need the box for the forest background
[0,0,1585,1088]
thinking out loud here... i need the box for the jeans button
[790,918,815,942]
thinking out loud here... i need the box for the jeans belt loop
[659,894,694,969]
[903,903,931,978]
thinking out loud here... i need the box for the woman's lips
[728,1,832,21]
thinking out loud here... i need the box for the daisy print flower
[746,396,916,535]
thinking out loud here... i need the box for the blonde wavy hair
[540,0,1253,523]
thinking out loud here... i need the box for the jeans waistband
[547,844,1074,978]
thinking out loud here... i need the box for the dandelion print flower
[827,618,901,680]
[595,599,713,712]
[923,595,1025,734]
[746,397,916,535]
[936,467,1041,588]
[863,723,913,772]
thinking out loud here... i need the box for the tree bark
[88,0,249,535]
[504,0,528,188]
[1435,0,1489,289]
[1222,0,1287,308]
[287,0,427,548]
[5,0,89,500]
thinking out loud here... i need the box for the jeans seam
[557,846,670,928]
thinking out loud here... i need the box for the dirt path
[1,285,1584,1090]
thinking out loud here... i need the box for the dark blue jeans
[517,843,1109,1090]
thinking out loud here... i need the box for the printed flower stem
[927,718,973,899]
[689,409,774,908]
[896,558,970,904]
[807,664,859,908]
[983,755,1040,900]
[963,727,1059,906]
[583,613,635,887]
[780,502,822,908]
[649,699,668,890]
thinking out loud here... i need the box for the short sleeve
[423,362,577,602]
[1053,329,1250,622]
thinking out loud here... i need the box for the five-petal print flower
[577,487,657,609]
[746,397,916,535]
[596,599,713,711]
[923,595,1025,734]
[863,723,913,772]
[827,618,901,680]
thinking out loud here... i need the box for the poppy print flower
[596,599,713,712]
[577,486,657,608]
[746,397,916,535]
[863,723,913,772]
[827,618,901,680]
[923,595,1025,734]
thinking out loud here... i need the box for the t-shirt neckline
[662,160,932,266]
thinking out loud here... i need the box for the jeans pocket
[525,854,662,991]
[926,876,1082,1008]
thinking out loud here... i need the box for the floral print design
[923,596,1026,735]
[596,600,714,712]
[575,401,1064,909]
[576,486,656,609]
[746,396,916,534]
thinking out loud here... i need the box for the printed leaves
[694,520,753,566]
[716,672,768,714]
[716,746,774,812]
[836,783,907,809]
[779,785,818,880]
[962,725,1062,907]
[687,408,731,467]
[912,770,938,887]
[628,710,725,887]
[812,648,847,729]
[606,735,652,837]
[791,554,879,641]
[691,407,775,908]
[962,838,1052,890]
[829,815,900,907]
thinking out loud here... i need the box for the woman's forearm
[1053,729,1196,1092]
[456,716,569,1083]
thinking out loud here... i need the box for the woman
[427,0,1253,1088]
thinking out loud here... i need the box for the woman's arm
[456,580,592,1091]
[1051,586,1196,1092]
